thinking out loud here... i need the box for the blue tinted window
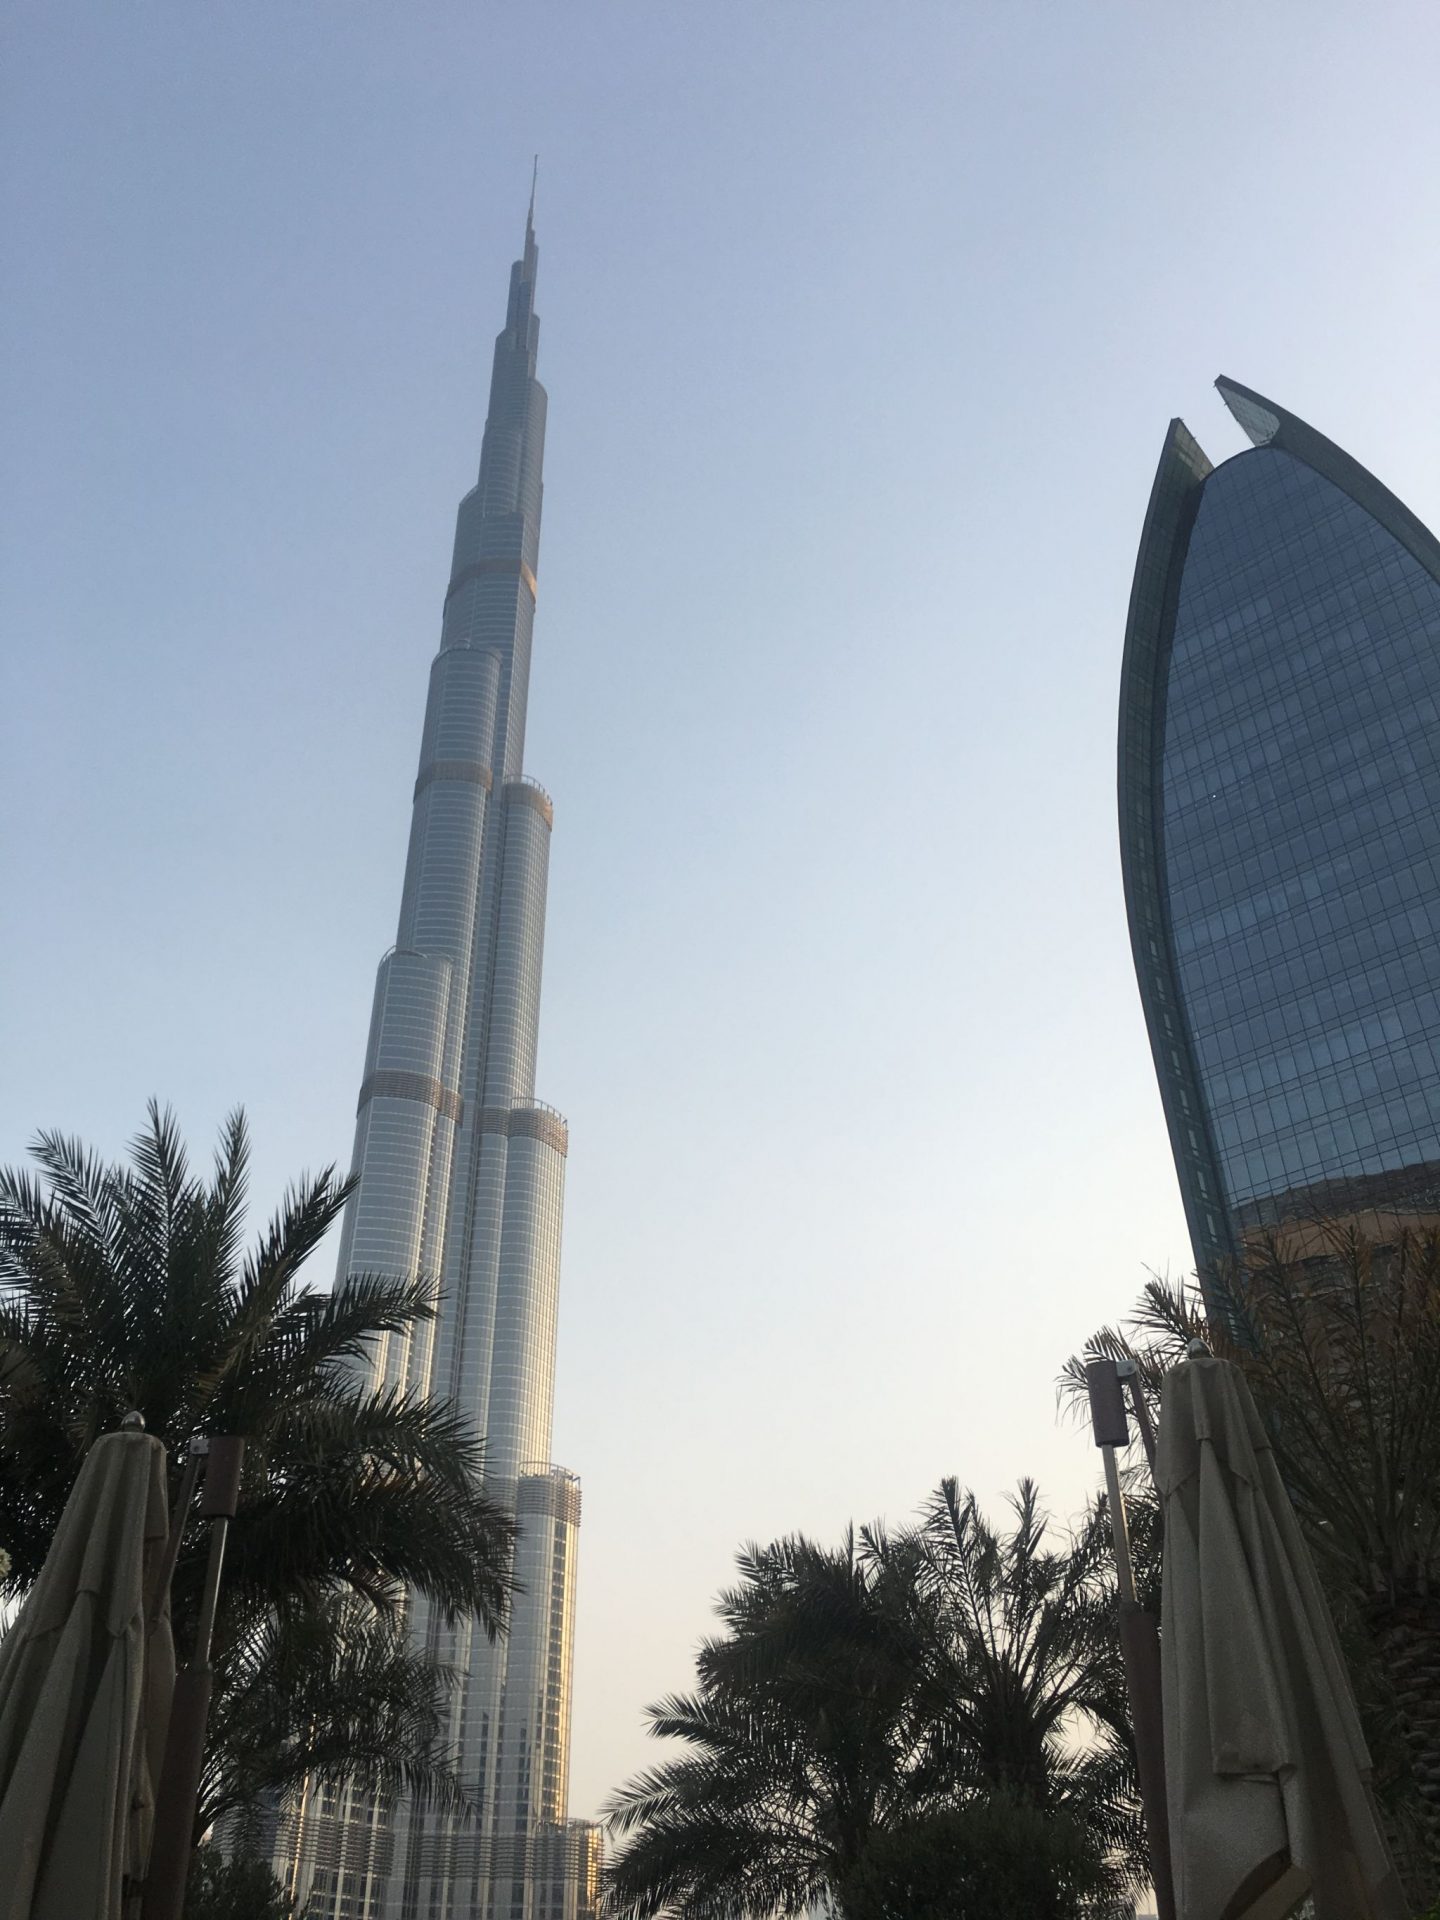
[1163,447,1440,1225]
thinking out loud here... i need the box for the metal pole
[1085,1359,1175,1920]
[1101,1442,1137,1602]
[1117,1355,1160,1485]
[146,1437,205,1630]
[142,1436,246,1920]
[1118,1603,1174,1920]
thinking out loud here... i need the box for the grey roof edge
[1117,418,1238,1291]
[1216,375,1440,583]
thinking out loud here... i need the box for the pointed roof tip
[526,155,538,240]
[1215,376,1282,448]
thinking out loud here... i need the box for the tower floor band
[276,205,598,1920]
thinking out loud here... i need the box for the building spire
[506,162,540,345]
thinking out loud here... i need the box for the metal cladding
[1119,379,1440,1301]
[281,209,593,1920]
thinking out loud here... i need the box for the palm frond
[199,1595,470,1842]
[0,1107,517,1841]
[605,1477,1140,1915]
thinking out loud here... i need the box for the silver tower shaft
[281,210,599,1920]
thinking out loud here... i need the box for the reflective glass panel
[1163,446,1440,1226]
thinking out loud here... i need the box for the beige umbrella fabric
[1157,1354,1405,1920]
[0,1427,175,1920]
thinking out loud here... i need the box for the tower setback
[280,207,598,1920]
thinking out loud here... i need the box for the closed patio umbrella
[0,1424,175,1920]
[1157,1352,1405,1920]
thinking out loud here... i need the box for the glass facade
[1120,380,1440,1282]
[278,210,595,1920]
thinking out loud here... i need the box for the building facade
[279,206,598,1920]
[1119,378,1440,1285]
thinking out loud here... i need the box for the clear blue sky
[5,2,1440,1820]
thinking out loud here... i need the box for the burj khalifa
[281,199,599,1920]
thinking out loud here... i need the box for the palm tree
[606,1527,937,1918]
[914,1480,1140,1873]
[1069,1222,1440,1905]
[604,1483,1140,1919]
[0,1104,515,1840]
[201,1594,467,1844]
[185,1849,295,1920]
[835,1798,1106,1920]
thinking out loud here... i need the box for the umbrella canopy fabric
[1157,1354,1405,1920]
[0,1428,175,1920]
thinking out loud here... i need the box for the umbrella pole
[1119,1355,1160,1486]
[1086,1359,1176,1920]
[142,1435,246,1920]
[143,1435,205,1632]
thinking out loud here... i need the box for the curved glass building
[1120,378,1440,1284]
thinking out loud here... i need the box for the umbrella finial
[1186,1337,1213,1359]
[120,1410,145,1430]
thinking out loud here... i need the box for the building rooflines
[1119,379,1440,1304]
[1214,376,1440,582]
[1116,416,1231,1290]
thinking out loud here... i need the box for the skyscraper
[281,201,599,1920]
[1120,378,1440,1288]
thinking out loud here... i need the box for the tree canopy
[0,1105,516,1843]
[604,1481,1141,1918]
[1068,1221,1440,1907]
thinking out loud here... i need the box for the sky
[5,1,1440,1823]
